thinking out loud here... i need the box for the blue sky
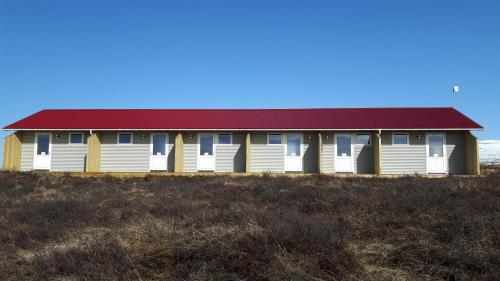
[1,0,499,160]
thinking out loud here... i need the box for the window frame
[267,133,283,145]
[285,133,303,156]
[117,132,134,145]
[198,133,214,156]
[150,133,168,156]
[217,133,232,145]
[355,134,372,146]
[426,133,445,157]
[34,132,52,156]
[335,133,353,157]
[68,132,84,145]
[392,132,409,146]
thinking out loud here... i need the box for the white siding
[20,132,35,171]
[250,133,284,173]
[215,145,239,172]
[321,133,374,174]
[446,132,465,174]
[183,133,198,172]
[17,130,466,175]
[51,132,88,172]
[380,132,426,174]
[303,133,318,173]
[321,133,334,173]
[353,144,374,174]
[167,136,175,172]
[251,145,285,173]
[100,132,150,172]
[215,133,245,173]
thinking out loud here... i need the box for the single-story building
[2,108,482,175]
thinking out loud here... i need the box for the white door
[426,133,446,174]
[34,133,51,170]
[285,133,303,172]
[334,134,353,173]
[150,134,168,171]
[198,134,215,171]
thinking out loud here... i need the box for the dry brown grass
[0,167,499,280]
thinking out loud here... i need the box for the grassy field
[0,168,499,280]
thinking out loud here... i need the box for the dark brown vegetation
[0,167,499,280]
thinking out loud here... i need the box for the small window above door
[69,133,84,145]
[392,133,409,145]
[355,134,371,145]
[218,133,232,145]
[118,133,133,145]
[267,133,282,145]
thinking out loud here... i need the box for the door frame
[197,133,215,171]
[425,132,447,174]
[334,133,354,173]
[33,132,52,170]
[149,133,169,171]
[284,133,304,172]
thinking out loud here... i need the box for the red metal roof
[3,108,482,130]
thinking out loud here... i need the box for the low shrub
[0,167,498,280]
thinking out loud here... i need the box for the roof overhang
[3,128,484,131]
[3,108,484,131]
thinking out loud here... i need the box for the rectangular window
[268,133,282,144]
[69,133,83,144]
[428,135,444,157]
[118,133,133,145]
[393,133,409,145]
[152,135,166,155]
[200,135,214,155]
[37,134,50,155]
[336,135,352,156]
[356,134,371,145]
[287,135,301,156]
[218,134,232,145]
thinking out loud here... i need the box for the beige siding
[100,132,150,172]
[86,133,101,172]
[3,132,22,171]
[380,131,426,174]
[464,131,480,175]
[51,132,89,172]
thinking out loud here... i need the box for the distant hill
[480,140,500,164]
